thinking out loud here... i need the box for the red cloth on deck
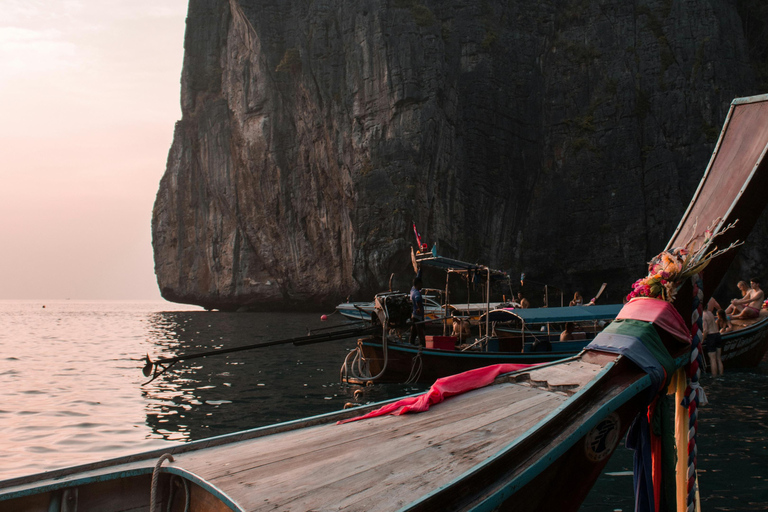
[338,363,539,424]
[617,297,691,344]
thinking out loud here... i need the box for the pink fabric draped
[617,297,691,344]
[338,363,539,424]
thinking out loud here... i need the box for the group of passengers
[702,278,764,376]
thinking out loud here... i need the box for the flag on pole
[413,222,423,249]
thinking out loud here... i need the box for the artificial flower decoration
[626,219,742,303]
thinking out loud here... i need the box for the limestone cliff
[153,0,767,311]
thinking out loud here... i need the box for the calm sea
[1,300,766,510]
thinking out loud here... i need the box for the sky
[0,1,188,299]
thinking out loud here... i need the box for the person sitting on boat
[569,291,583,307]
[410,273,425,346]
[717,308,732,333]
[517,292,530,309]
[702,307,724,376]
[559,322,575,341]
[730,279,764,320]
[451,314,471,342]
[724,280,750,316]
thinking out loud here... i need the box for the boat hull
[0,470,233,512]
[0,353,660,512]
[719,315,768,367]
[353,339,584,383]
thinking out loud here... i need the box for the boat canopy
[415,253,508,279]
[481,304,624,324]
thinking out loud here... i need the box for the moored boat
[719,309,768,367]
[340,302,623,384]
[4,93,768,512]
[0,299,692,512]
[335,291,445,323]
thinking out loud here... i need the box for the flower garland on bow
[625,218,741,512]
[626,219,742,303]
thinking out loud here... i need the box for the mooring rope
[150,453,174,512]
[405,347,423,384]
[167,475,190,512]
[681,274,708,511]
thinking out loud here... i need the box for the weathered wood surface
[165,360,605,511]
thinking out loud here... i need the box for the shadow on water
[581,362,768,511]
[141,312,426,442]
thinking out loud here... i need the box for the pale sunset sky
[1,1,189,299]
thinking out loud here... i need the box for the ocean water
[0,300,766,510]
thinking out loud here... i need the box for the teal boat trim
[395,358,621,512]
[469,373,653,512]
[0,467,152,501]
[399,352,688,512]
[360,339,580,359]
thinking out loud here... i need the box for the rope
[681,274,708,512]
[167,475,190,512]
[405,347,423,384]
[150,453,174,512]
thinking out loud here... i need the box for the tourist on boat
[410,273,425,346]
[451,314,471,342]
[716,308,732,333]
[730,278,764,320]
[569,291,583,306]
[725,280,750,316]
[702,307,724,376]
[559,322,575,341]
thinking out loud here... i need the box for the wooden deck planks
[171,377,575,511]
[174,382,529,478]
[521,361,603,389]
[227,391,557,503]
[279,395,564,512]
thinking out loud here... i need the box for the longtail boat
[719,310,768,366]
[341,303,623,384]
[3,93,768,511]
[0,298,691,511]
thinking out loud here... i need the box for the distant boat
[341,303,624,384]
[719,311,768,367]
[335,292,447,323]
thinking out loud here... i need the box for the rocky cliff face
[153,0,767,311]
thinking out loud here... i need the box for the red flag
[413,222,422,248]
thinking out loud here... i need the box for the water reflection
[581,364,768,510]
[141,312,425,442]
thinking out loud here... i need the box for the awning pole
[485,267,490,350]
[444,272,449,336]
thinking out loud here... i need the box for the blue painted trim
[1,466,241,512]
[361,340,581,359]
[0,467,153,501]
[470,373,653,512]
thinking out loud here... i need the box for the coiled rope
[150,453,174,512]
